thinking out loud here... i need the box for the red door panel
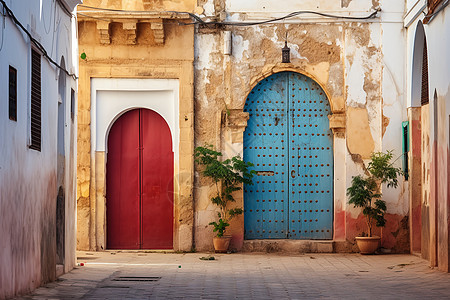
[141,109,173,249]
[106,109,140,249]
[106,108,173,250]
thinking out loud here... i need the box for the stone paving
[15,251,450,299]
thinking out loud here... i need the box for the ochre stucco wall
[76,2,195,251]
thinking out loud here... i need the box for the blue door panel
[244,73,289,239]
[287,73,333,239]
[244,72,333,240]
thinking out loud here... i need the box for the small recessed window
[402,121,409,180]
[9,66,17,121]
[30,49,41,151]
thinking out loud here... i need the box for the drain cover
[112,276,161,282]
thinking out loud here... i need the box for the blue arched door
[244,72,333,239]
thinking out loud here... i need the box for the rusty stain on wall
[382,114,390,137]
[346,107,375,158]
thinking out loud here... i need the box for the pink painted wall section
[344,212,409,253]
[334,209,346,240]
[437,143,449,272]
[410,114,422,253]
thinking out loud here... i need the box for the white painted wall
[90,78,180,159]
[226,0,377,13]
[0,0,80,298]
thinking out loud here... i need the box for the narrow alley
[15,252,450,299]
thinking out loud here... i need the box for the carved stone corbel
[223,109,249,144]
[328,112,346,138]
[96,21,111,45]
[151,19,165,45]
[123,22,137,45]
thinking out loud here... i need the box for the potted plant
[346,151,402,254]
[194,145,255,253]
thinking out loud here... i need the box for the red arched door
[106,108,173,249]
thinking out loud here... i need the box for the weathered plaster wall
[408,107,422,253]
[405,2,450,271]
[0,1,79,298]
[194,0,407,252]
[426,5,450,272]
[77,1,195,251]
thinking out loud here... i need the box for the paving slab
[13,251,450,299]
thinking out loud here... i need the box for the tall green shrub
[347,151,402,237]
[194,145,255,237]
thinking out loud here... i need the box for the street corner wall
[0,2,79,297]
[76,4,195,251]
[193,0,408,252]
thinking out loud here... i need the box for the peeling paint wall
[0,0,80,298]
[194,0,407,252]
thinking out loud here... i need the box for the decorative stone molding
[78,11,190,46]
[223,109,249,144]
[328,113,346,138]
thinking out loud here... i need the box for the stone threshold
[242,240,355,253]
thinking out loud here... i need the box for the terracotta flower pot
[213,236,232,253]
[355,236,381,254]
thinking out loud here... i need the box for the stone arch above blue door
[243,72,333,240]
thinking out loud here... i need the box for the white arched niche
[410,21,426,108]
[90,78,180,160]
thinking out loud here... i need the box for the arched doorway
[243,71,333,240]
[106,108,174,249]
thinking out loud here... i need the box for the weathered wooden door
[106,108,173,249]
[244,72,333,239]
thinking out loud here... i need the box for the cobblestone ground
[15,251,450,299]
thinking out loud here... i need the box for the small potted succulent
[194,145,255,253]
[347,151,402,254]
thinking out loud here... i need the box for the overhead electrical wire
[77,4,380,26]
[0,3,5,52]
[78,4,204,23]
[0,0,77,79]
[425,0,449,22]
[183,9,381,26]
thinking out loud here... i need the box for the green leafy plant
[347,151,402,237]
[194,145,255,237]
